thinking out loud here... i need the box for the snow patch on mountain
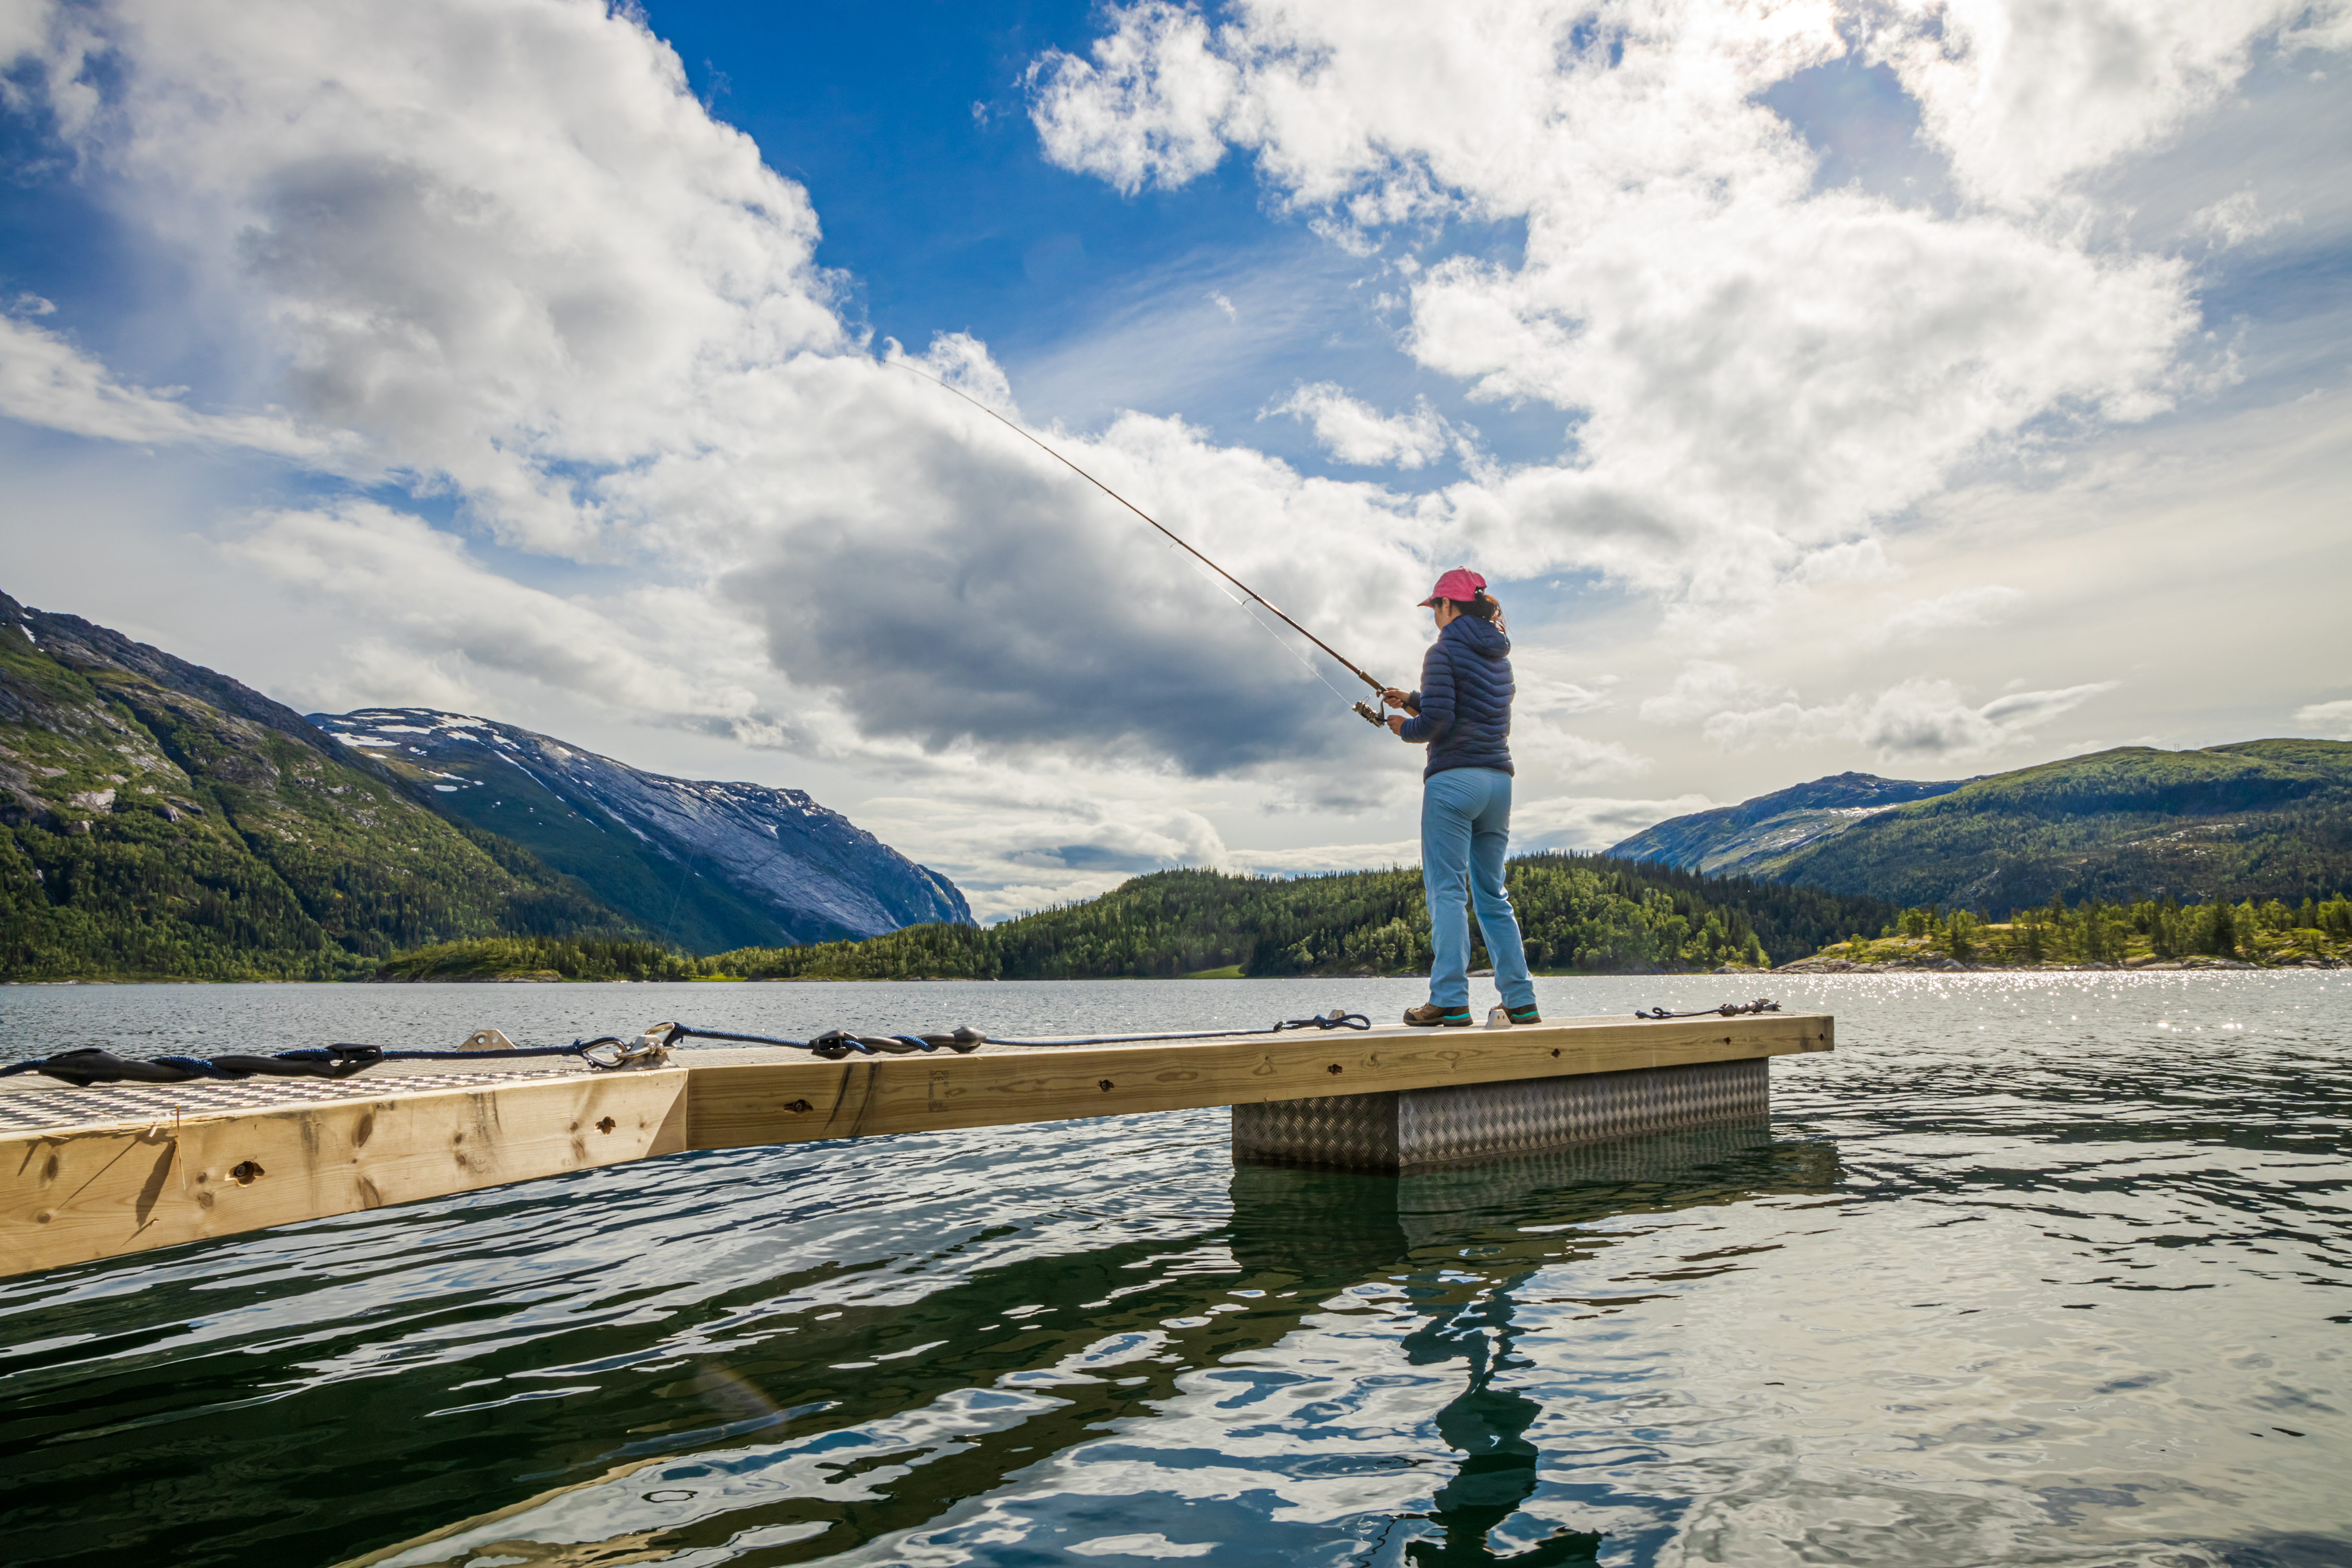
[312,708,972,948]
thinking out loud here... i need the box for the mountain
[1608,771,1973,875]
[307,709,972,949]
[1763,741,2352,914]
[1615,742,2352,916]
[0,591,629,979]
[0,590,973,981]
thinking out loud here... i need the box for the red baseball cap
[1419,568,1486,606]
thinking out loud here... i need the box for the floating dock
[0,1011,1830,1278]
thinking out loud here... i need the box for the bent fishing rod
[886,356,1408,728]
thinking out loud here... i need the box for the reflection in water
[1406,1307,1584,1568]
[1229,1128,1834,1567]
[319,1127,1832,1567]
[5,972,2349,1566]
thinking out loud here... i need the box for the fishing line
[658,838,700,949]
[885,355,1402,725]
[1184,554,1358,704]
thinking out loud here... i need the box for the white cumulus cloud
[1024,0,2334,607]
[1873,0,2335,211]
[4,0,2341,917]
[222,501,785,734]
[1025,1,1240,195]
[3,0,1443,778]
[1268,382,1456,468]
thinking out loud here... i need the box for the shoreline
[10,961,2349,986]
[1767,956,2345,974]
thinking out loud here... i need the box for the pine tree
[2198,898,2237,956]
[1946,910,1977,961]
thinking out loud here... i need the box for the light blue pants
[1421,767,1537,1011]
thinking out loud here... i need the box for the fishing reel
[1353,691,1420,728]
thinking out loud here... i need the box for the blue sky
[2,1,2348,919]
[642,0,1562,480]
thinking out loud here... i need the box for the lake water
[2,973,2347,1567]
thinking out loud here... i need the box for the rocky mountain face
[0,591,624,979]
[308,709,972,950]
[1609,771,1973,877]
[0,586,973,980]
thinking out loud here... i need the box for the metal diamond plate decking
[1231,1056,1770,1171]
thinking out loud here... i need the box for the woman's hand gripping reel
[1354,686,1420,728]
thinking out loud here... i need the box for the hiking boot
[1506,1004,1543,1025]
[1404,1002,1473,1027]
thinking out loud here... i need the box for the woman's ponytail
[1454,589,1506,633]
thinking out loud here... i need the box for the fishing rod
[885,356,1408,728]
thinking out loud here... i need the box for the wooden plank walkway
[0,1012,1830,1278]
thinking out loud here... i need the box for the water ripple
[1,974,2346,1564]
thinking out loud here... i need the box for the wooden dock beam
[0,1011,1829,1278]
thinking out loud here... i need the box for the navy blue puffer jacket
[1399,614,1514,778]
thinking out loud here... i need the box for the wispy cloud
[1685,675,2122,761]
[1509,792,1722,854]
[1518,676,1617,718]
[2192,188,2301,248]
[2295,698,2352,740]
[1226,838,1420,876]
[1869,586,2025,645]
[0,314,364,466]
[223,500,789,737]
[1640,662,1784,728]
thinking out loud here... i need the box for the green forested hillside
[374,935,708,982]
[0,594,634,981]
[1608,770,1972,875]
[1769,740,2352,914]
[695,858,1899,981]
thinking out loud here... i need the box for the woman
[1382,568,1541,1027]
